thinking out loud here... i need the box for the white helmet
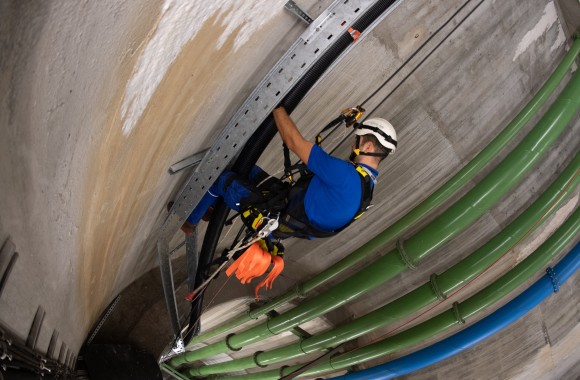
[354,118,397,153]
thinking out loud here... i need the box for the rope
[328,0,483,156]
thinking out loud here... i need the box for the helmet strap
[350,135,390,162]
[349,136,362,162]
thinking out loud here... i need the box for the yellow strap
[355,165,368,177]
[243,209,263,230]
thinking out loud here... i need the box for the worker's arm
[273,106,314,165]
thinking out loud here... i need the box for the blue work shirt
[304,145,378,231]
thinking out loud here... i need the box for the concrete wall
[0,0,324,355]
[0,0,578,378]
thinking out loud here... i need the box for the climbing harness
[273,105,377,239]
[190,106,373,300]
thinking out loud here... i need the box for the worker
[177,106,397,239]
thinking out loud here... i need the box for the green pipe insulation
[171,49,580,365]
[187,151,579,376]
[179,38,580,354]
[220,206,580,379]
[172,53,580,367]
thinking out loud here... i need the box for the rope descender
[341,105,365,128]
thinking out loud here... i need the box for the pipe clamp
[253,351,268,368]
[225,334,242,352]
[294,283,307,299]
[546,267,560,293]
[280,365,290,377]
[397,239,417,269]
[453,302,466,325]
[429,273,447,300]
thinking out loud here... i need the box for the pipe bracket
[452,302,466,325]
[280,365,290,377]
[225,334,242,352]
[247,309,261,320]
[294,283,307,299]
[546,267,560,293]
[253,351,268,368]
[397,239,417,269]
[429,273,447,300]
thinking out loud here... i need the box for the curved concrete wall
[0,0,326,354]
[0,0,578,378]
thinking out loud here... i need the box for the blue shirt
[304,145,378,231]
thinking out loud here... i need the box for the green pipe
[174,52,580,368]
[186,152,580,376]
[180,37,580,354]
[220,205,580,379]
[322,208,580,376]
[160,364,190,380]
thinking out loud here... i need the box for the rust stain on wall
[78,11,243,331]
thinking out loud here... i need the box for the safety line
[272,0,480,171]
[203,275,233,315]
[329,0,484,156]
[360,0,476,108]
[364,0,485,116]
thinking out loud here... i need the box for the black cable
[359,0,476,108]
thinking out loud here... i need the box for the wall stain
[78,10,244,332]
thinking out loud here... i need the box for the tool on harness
[226,234,285,300]
[241,207,265,231]
[184,216,279,302]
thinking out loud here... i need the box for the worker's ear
[363,139,375,152]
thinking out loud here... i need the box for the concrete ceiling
[0,0,578,379]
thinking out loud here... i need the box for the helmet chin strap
[349,135,389,162]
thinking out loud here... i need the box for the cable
[329,0,484,156]
[359,0,476,108]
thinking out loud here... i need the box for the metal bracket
[26,306,45,350]
[47,330,59,359]
[0,238,18,299]
[546,267,560,293]
[158,239,183,345]
[58,343,66,364]
[285,0,314,24]
[86,295,122,345]
[185,233,199,292]
[171,337,185,354]
[168,149,209,175]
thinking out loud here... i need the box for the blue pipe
[338,241,580,380]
